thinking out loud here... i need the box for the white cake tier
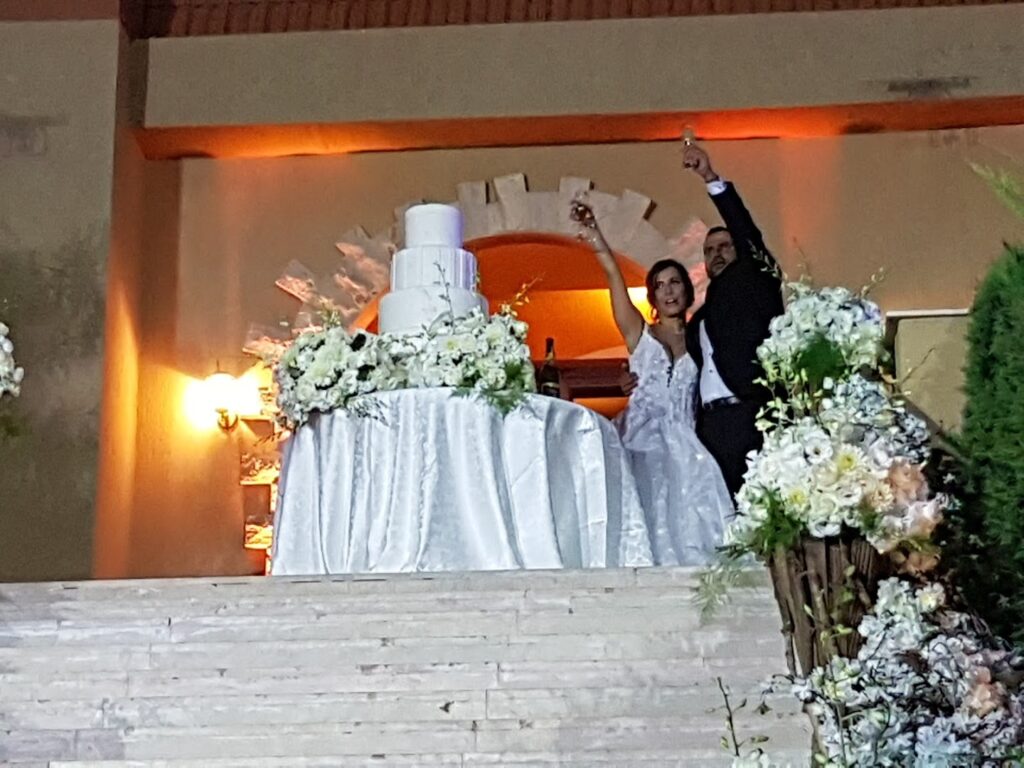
[378,286,488,335]
[390,246,477,292]
[405,203,462,248]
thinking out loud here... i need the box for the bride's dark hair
[645,259,694,319]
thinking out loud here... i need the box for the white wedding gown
[614,327,734,565]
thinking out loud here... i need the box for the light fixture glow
[183,370,264,432]
[205,372,240,430]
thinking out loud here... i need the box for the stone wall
[0,19,121,581]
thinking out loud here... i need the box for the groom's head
[703,226,737,279]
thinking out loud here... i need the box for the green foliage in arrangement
[958,242,1024,644]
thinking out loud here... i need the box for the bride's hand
[570,201,609,252]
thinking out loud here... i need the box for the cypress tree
[959,241,1024,641]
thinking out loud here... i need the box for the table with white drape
[271,388,654,575]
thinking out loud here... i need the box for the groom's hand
[682,145,719,184]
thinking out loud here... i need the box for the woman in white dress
[571,200,734,565]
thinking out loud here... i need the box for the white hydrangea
[758,283,884,390]
[731,750,791,768]
[0,322,25,399]
[778,579,1024,766]
[729,287,938,556]
[818,375,930,464]
[728,415,913,549]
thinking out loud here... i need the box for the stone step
[0,567,726,601]
[1,716,809,761]
[0,631,782,674]
[0,600,776,645]
[48,750,809,768]
[0,686,800,729]
[0,658,781,702]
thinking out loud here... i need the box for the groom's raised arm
[682,144,778,273]
[707,182,772,266]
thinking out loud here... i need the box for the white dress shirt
[706,178,728,196]
[699,320,736,404]
[698,177,737,404]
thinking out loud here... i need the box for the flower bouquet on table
[272,307,535,430]
[392,308,536,414]
[718,281,948,673]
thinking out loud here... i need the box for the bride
[572,200,734,565]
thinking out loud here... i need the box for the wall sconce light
[205,371,242,431]
[184,367,265,432]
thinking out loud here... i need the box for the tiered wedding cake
[379,204,488,334]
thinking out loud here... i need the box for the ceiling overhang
[137,96,1024,160]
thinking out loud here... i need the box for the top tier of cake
[380,203,487,334]
[405,203,463,249]
[391,204,477,292]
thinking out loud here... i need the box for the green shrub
[958,242,1024,642]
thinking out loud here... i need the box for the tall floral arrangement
[734,579,1024,767]
[725,283,944,578]
[712,279,1024,766]
[273,307,535,429]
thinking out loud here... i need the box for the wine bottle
[537,337,561,397]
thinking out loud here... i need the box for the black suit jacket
[686,182,783,402]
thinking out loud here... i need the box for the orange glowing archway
[357,232,653,361]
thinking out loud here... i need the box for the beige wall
[0,20,120,581]
[894,315,971,436]
[177,129,1024,361]
[142,6,1024,128]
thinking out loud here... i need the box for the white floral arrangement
[714,281,1024,766]
[758,283,884,409]
[815,374,930,465]
[725,282,942,561]
[785,578,1024,766]
[274,308,535,428]
[0,322,24,399]
[730,580,1024,768]
[730,375,942,559]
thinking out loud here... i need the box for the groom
[682,144,784,497]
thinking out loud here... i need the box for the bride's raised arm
[571,201,645,353]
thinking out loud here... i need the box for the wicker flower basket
[768,532,891,676]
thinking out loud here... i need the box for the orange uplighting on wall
[354,234,652,361]
[136,97,1024,161]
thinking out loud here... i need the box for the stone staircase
[0,568,810,766]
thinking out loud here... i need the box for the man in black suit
[682,144,784,497]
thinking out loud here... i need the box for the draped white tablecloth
[271,388,654,575]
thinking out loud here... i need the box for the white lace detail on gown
[614,328,734,565]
